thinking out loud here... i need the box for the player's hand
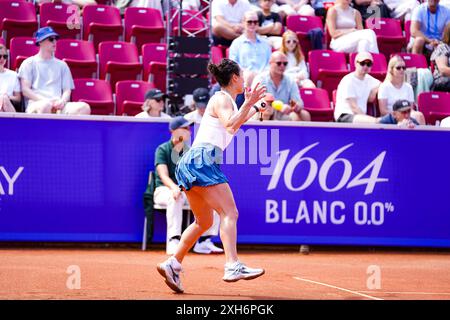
[171,187,181,200]
[244,82,266,107]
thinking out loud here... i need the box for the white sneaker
[193,240,211,254]
[156,256,184,293]
[166,238,179,255]
[204,238,224,253]
[222,261,265,282]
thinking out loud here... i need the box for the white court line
[360,291,450,296]
[293,277,384,300]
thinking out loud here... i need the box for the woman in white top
[279,30,316,88]
[378,55,425,124]
[326,0,379,53]
[0,44,20,112]
[157,59,267,293]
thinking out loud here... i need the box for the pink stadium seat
[0,1,38,48]
[300,87,333,122]
[115,80,154,116]
[55,39,97,79]
[211,45,224,64]
[9,36,38,70]
[39,2,81,39]
[418,91,450,125]
[308,50,349,99]
[349,52,387,81]
[390,52,428,69]
[82,5,123,51]
[124,7,165,54]
[172,10,207,37]
[142,42,167,81]
[99,41,142,93]
[286,15,324,60]
[365,18,406,61]
[72,79,115,115]
[148,62,166,92]
[404,20,411,46]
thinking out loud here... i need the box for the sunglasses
[47,37,57,42]
[154,97,165,102]
[0,54,7,60]
[358,61,373,67]
[395,66,407,70]
[286,39,298,45]
[246,20,259,25]
[275,61,288,66]
[400,109,411,114]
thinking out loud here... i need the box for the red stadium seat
[142,43,166,81]
[365,18,406,61]
[82,5,123,51]
[72,79,115,115]
[148,62,166,92]
[124,7,165,54]
[404,20,411,46]
[349,52,387,81]
[9,36,38,70]
[308,50,349,99]
[0,1,38,48]
[172,10,207,37]
[300,87,333,122]
[286,15,324,60]
[55,39,97,79]
[115,80,154,116]
[99,41,142,92]
[211,45,224,64]
[418,91,450,125]
[390,52,428,69]
[39,2,81,39]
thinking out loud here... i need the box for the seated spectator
[383,0,419,21]
[253,51,311,121]
[0,44,20,113]
[327,0,379,53]
[211,0,254,47]
[334,51,380,123]
[115,0,162,14]
[184,87,209,124]
[410,0,450,55]
[311,0,336,19]
[378,55,425,124]
[135,89,172,119]
[182,0,201,10]
[18,27,90,115]
[378,99,419,127]
[154,116,224,255]
[257,0,283,49]
[276,0,316,17]
[37,0,96,8]
[441,116,450,127]
[352,0,391,23]
[279,30,316,88]
[430,22,450,92]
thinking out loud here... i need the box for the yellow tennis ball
[272,100,284,111]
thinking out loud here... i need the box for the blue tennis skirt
[175,143,229,191]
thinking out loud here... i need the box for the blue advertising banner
[1,115,450,247]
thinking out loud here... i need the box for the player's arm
[156,164,178,191]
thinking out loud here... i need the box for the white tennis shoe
[157,256,184,293]
[222,261,265,282]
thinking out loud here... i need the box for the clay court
[1,245,449,300]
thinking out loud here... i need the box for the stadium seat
[172,10,207,37]
[0,1,38,48]
[124,7,165,54]
[115,80,154,116]
[418,91,450,125]
[390,52,428,69]
[404,20,411,46]
[349,52,387,82]
[211,45,224,64]
[82,5,123,51]
[286,15,324,60]
[39,2,81,39]
[9,36,38,70]
[308,50,349,99]
[365,18,406,61]
[142,42,167,81]
[300,88,333,122]
[55,39,97,79]
[99,41,142,92]
[148,62,166,92]
[72,79,115,115]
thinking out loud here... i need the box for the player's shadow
[181,292,298,300]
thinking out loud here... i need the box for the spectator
[377,99,419,127]
[279,30,316,88]
[0,44,20,113]
[251,92,276,120]
[135,89,172,119]
[410,0,450,55]
[430,22,450,92]
[276,0,315,17]
[441,116,450,127]
[378,55,425,124]
[18,27,90,115]
[115,0,163,14]
[327,0,379,53]
[253,51,311,121]
[334,51,380,123]
[383,0,420,21]
[154,116,224,255]
[311,0,336,19]
[184,87,209,124]
[352,0,391,23]
[37,0,97,8]
[182,0,201,10]
[256,0,283,49]
[211,0,254,47]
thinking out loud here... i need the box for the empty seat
[0,1,38,48]
[365,18,406,61]
[115,80,154,116]
[55,39,97,79]
[124,7,165,54]
[99,41,142,92]
[300,87,333,122]
[418,91,450,125]
[172,10,207,37]
[39,2,81,39]
[390,52,428,69]
[142,42,166,82]
[286,15,324,60]
[9,36,38,70]
[72,78,115,115]
[349,52,387,81]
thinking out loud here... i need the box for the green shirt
[154,140,186,189]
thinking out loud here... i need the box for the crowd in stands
[0,0,449,127]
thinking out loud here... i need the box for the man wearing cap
[184,87,210,124]
[135,88,171,119]
[334,51,380,124]
[377,99,419,127]
[154,116,224,255]
[18,27,90,115]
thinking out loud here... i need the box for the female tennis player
[157,59,267,293]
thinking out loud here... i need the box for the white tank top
[192,90,238,151]
[335,6,357,30]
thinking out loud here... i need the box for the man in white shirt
[334,51,380,123]
[135,88,172,119]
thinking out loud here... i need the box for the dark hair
[207,58,240,87]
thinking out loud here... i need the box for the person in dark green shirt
[154,116,224,255]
